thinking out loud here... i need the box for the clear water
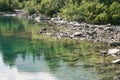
[0,16,119,80]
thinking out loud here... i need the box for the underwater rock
[112,59,120,64]
[40,27,47,34]
[113,76,120,80]
[100,50,107,55]
[108,48,120,57]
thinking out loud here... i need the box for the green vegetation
[0,0,120,24]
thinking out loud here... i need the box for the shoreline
[0,10,120,47]
[0,9,24,17]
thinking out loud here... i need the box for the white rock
[108,48,120,56]
[72,32,82,37]
[112,59,120,64]
[35,17,41,22]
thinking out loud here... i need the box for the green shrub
[12,0,24,9]
[38,0,60,17]
[60,0,80,21]
[109,2,120,24]
[24,1,37,15]
[94,12,108,24]
[60,0,108,24]
[0,3,13,12]
[0,0,120,24]
[79,0,108,24]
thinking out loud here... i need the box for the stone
[108,48,120,57]
[40,27,46,34]
[84,25,89,28]
[115,71,120,74]
[100,50,107,55]
[35,17,41,22]
[112,59,120,64]
[104,27,115,32]
[72,32,82,37]
[40,15,50,20]
[110,42,120,47]
[51,17,62,21]
[113,76,120,80]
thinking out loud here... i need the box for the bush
[24,1,37,15]
[94,12,108,24]
[60,0,108,24]
[79,0,108,24]
[60,0,80,21]
[109,2,120,24]
[0,3,14,12]
[0,0,120,24]
[12,1,24,9]
[38,0,60,17]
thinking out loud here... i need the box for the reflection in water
[0,53,57,80]
[0,35,102,80]
[0,36,61,68]
[0,16,119,80]
[0,16,32,37]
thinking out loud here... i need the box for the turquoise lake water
[0,16,119,80]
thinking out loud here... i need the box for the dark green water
[0,16,119,80]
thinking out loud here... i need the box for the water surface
[0,16,119,80]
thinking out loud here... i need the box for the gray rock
[35,17,41,22]
[72,32,82,37]
[84,25,89,28]
[40,15,50,20]
[51,17,62,21]
[110,42,120,47]
[40,27,47,34]
[104,27,115,32]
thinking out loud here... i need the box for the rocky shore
[0,11,120,46]
[27,14,120,64]
[49,17,120,45]
[1,11,120,80]
[0,9,23,17]
[24,13,120,47]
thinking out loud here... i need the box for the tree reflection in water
[0,16,119,80]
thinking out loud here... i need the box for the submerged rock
[108,48,120,57]
[100,50,107,55]
[40,27,47,34]
[112,59,120,64]
[113,76,120,80]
